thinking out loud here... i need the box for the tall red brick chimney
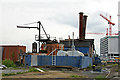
[79,12,87,40]
[79,12,84,40]
[83,15,88,39]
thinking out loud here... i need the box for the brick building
[0,45,26,63]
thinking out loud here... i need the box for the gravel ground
[2,69,28,74]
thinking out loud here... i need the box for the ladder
[48,48,57,66]
[52,55,56,66]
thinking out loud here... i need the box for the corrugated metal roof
[60,39,94,47]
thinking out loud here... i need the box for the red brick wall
[1,45,26,62]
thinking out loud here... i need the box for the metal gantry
[17,21,50,53]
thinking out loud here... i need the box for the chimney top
[79,12,84,14]
[83,15,88,17]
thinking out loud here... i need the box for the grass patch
[2,73,16,76]
[107,63,118,66]
[102,64,105,67]
[95,78,109,80]
[2,71,28,76]
[16,72,24,74]
[39,68,46,71]
[28,68,39,72]
[95,75,105,78]
[95,75,108,80]
[115,69,119,72]
[71,75,85,78]
[111,64,118,66]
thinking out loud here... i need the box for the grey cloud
[87,11,108,33]
[88,21,106,33]
[47,11,78,28]
[54,13,78,28]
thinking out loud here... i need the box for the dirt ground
[1,64,120,79]
[2,69,108,78]
[2,70,83,78]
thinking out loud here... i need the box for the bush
[2,59,16,68]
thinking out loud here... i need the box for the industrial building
[0,45,26,63]
[60,39,94,57]
[100,36,119,60]
[60,12,95,57]
[18,12,95,68]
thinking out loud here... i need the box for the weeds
[2,73,16,76]
[95,78,109,80]
[39,68,46,71]
[86,64,92,70]
[16,72,24,74]
[71,75,85,78]
[28,68,39,72]
[107,63,118,66]
[115,69,118,72]
[95,75,109,80]
[95,77,109,80]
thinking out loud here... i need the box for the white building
[100,36,119,60]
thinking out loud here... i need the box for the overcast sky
[0,0,119,55]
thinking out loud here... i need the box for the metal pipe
[17,26,38,29]
[37,21,41,53]
[41,24,49,39]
